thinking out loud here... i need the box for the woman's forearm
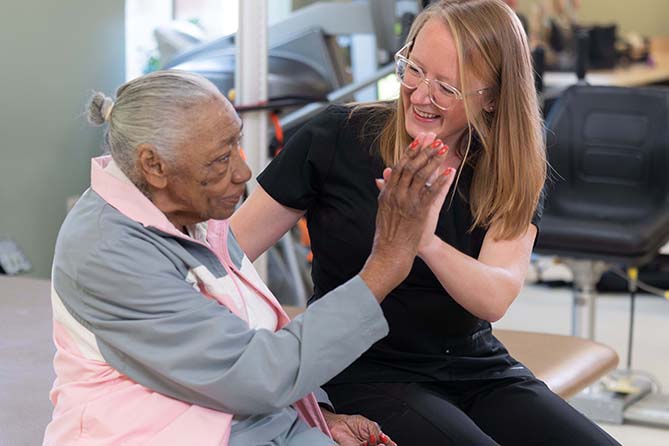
[231,187,305,262]
[418,231,533,322]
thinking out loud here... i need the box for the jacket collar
[90,155,211,239]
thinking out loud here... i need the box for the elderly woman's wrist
[360,253,408,302]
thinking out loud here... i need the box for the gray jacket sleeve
[54,232,388,416]
[313,387,335,413]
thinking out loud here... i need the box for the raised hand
[376,134,458,257]
[360,132,452,301]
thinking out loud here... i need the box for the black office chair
[535,85,669,340]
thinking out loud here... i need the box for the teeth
[415,108,439,119]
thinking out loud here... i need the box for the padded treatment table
[282,305,619,399]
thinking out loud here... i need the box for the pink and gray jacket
[43,156,389,446]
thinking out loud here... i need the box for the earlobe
[137,144,168,189]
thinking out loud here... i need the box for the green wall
[0,1,126,278]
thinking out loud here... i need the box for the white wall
[0,1,126,278]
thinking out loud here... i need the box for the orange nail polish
[443,167,455,175]
[370,434,376,444]
[409,139,419,149]
[380,433,391,443]
[437,145,449,156]
[431,139,443,148]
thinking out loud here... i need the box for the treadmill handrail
[279,63,395,131]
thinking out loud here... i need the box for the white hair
[87,70,221,188]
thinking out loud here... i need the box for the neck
[148,189,196,233]
[163,209,200,234]
[443,128,468,156]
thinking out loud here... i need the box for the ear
[480,86,497,113]
[137,144,169,189]
[483,97,496,113]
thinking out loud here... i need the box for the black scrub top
[257,105,543,384]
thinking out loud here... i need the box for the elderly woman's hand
[360,133,451,301]
[322,409,397,446]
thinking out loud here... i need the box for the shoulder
[56,190,127,258]
[301,103,392,139]
[300,104,351,132]
[54,191,176,282]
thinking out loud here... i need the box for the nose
[409,79,432,105]
[231,150,252,185]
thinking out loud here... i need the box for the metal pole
[236,0,269,279]
[351,33,378,102]
[626,267,639,370]
[565,259,607,340]
[279,234,308,306]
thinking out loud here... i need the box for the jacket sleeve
[313,387,335,413]
[55,232,388,416]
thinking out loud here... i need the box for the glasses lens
[432,81,460,110]
[394,56,462,110]
[396,58,421,89]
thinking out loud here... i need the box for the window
[125,0,240,81]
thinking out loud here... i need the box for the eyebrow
[222,122,244,147]
[205,123,244,166]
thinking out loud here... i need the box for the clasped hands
[372,131,457,275]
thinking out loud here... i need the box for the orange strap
[296,218,313,263]
[270,112,284,156]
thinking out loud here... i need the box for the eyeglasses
[394,41,490,111]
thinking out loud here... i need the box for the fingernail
[437,144,449,156]
[430,139,443,149]
[409,139,419,149]
[370,434,377,444]
[443,167,455,175]
[380,433,391,443]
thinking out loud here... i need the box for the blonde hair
[361,0,546,240]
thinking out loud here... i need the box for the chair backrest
[544,85,669,222]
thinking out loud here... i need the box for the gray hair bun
[87,92,115,126]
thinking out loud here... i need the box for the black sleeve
[257,105,348,210]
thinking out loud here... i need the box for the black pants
[324,377,620,446]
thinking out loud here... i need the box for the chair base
[570,372,652,424]
[570,371,669,429]
[625,392,669,428]
[560,258,610,339]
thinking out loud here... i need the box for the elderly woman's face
[166,96,251,223]
[401,18,487,145]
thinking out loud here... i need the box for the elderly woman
[43,70,450,446]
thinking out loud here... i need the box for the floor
[494,263,669,446]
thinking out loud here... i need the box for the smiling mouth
[413,106,440,120]
[221,194,242,205]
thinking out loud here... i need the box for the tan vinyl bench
[282,305,619,400]
[0,277,618,446]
